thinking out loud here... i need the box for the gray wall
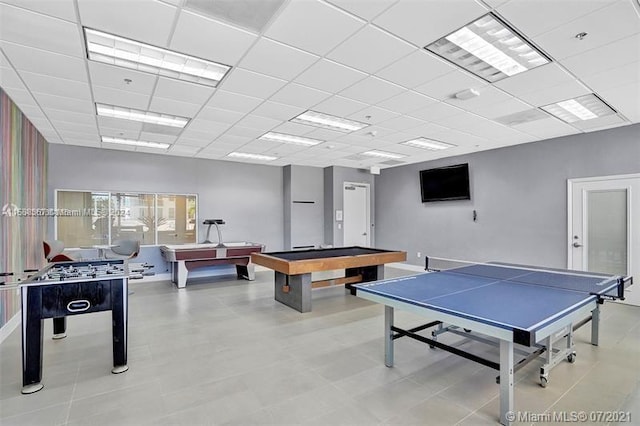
[375,124,640,269]
[324,166,376,247]
[48,145,285,252]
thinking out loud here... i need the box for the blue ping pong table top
[355,263,621,333]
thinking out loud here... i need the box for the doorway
[343,182,370,247]
[568,174,640,305]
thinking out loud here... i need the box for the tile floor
[0,267,638,425]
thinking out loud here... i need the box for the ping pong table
[353,261,630,426]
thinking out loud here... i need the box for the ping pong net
[424,256,630,302]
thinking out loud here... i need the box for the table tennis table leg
[499,340,514,426]
[591,306,600,346]
[385,305,394,367]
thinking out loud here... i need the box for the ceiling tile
[313,95,368,116]
[206,90,263,113]
[239,38,319,80]
[497,0,613,38]
[196,106,244,124]
[32,93,93,114]
[88,61,158,95]
[494,63,578,97]
[294,59,367,93]
[376,90,437,114]
[570,113,628,131]
[408,101,463,122]
[19,71,92,101]
[598,81,640,122]
[269,83,331,109]
[251,101,306,121]
[0,65,28,91]
[561,34,640,80]
[1,0,77,22]
[93,85,151,110]
[168,144,200,156]
[532,1,640,60]
[326,0,398,21]
[225,125,264,139]
[220,68,287,99]
[377,115,428,131]
[78,0,177,47]
[235,114,282,131]
[46,110,96,127]
[153,77,215,105]
[580,62,640,94]
[174,136,215,147]
[517,81,590,107]
[264,0,365,56]
[1,41,87,82]
[347,106,399,124]
[270,122,316,136]
[473,97,533,120]
[339,76,404,104]
[414,70,488,101]
[373,0,488,46]
[327,25,415,74]
[171,10,258,65]
[377,50,456,89]
[0,3,84,57]
[149,96,202,117]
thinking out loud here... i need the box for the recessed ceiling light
[84,28,231,87]
[227,152,278,161]
[425,13,550,82]
[361,150,406,159]
[291,110,369,133]
[101,136,170,149]
[96,103,190,128]
[258,132,323,146]
[402,138,456,150]
[541,94,616,123]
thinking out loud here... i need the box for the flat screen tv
[420,163,470,202]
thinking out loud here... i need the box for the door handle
[362,232,367,236]
[572,242,583,248]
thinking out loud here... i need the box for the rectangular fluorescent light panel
[258,132,323,146]
[291,110,368,133]
[101,136,170,149]
[541,94,616,123]
[84,28,231,87]
[362,150,405,159]
[402,138,455,150]
[425,13,549,82]
[96,103,189,128]
[227,152,278,161]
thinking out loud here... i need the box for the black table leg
[111,279,128,373]
[21,286,44,394]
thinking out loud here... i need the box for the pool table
[160,242,264,288]
[251,246,406,312]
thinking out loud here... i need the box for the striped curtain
[0,88,48,329]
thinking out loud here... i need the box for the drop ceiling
[0,0,638,169]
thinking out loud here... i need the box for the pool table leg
[346,264,385,295]
[274,272,312,313]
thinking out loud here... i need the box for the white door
[343,182,370,247]
[568,174,640,306]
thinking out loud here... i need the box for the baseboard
[0,312,20,344]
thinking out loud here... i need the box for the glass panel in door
[586,189,627,275]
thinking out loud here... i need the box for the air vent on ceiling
[495,109,549,126]
[380,159,406,166]
[142,123,183,136]
[184,0,287,33]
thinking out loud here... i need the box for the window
[55,190,197,247]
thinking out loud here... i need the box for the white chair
[104,239,140,261]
